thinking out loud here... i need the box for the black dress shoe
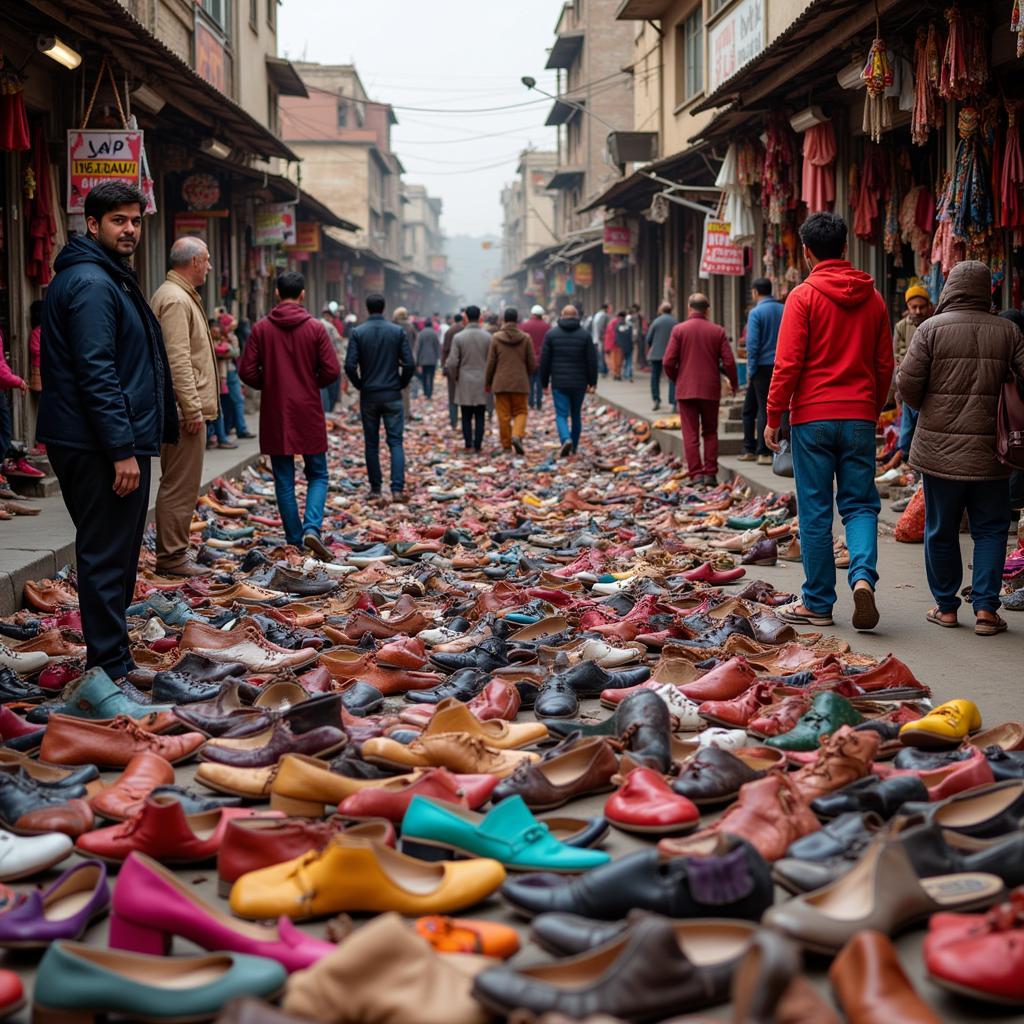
[167,653,250,683]
[671,747,765,806]
[405,668,488,705]
[152,672,248,706]
[810,774,929,820]
[785,811,884,862]
[614,690,671,773]
[500,838,773,921]
[429,637,509,674]
[533,676,579,719]
[555,662,651,697]
[336,681,384,717]
[0,668,46,704]
[249,615,325,651]
[673,614,756,650]
[962,830,1024,886]
[148,785,243,813]
[0,622,41,642]
[892,747,973,772]
[532,912,635,957]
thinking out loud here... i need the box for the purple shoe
[0,860,109,947]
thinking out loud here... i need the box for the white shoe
[344,553,395,567]
[698,727,749,751]
[874,468,901,484]
[0,644,48,674]
[141,618,166,642]
[590,577,635,596]
[417,627,463,647]
[0,829,72,881]
[652,684,703,730]
[577,639,642,668]
[301,557,357,577]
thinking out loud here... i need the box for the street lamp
[520,75,619,134]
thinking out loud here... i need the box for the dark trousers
[742,379,757,453]
[751,364,773,455]
[649,360,675,407]
[419,366,435,400]
[923,474,1009,615]
[320,378,341,413]
[360,399,405,494]
[461,405,486,450]
[529,371,543,410]
[48,445,151,679]
[0,392,11,460]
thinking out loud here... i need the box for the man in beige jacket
[150,236,219,576]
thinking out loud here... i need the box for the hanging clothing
[716,143,756,244]
[801,123,836,213]
[26,121,56,286]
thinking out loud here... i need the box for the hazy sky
[278,0,563,237]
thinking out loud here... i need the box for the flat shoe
[976,615,1008,636]
[926,608,958,628]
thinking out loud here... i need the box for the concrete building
[402,184,452,312]
[500,150,559,281]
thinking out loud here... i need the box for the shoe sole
[606,818,699,836]
[778,613,833,627]
[927,974,1024,1007]
[399,835,599,872]
[852,588,880,631]
[32,988,284,1024]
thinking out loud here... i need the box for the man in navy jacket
[39,181,177,680]
[744,278,785,464]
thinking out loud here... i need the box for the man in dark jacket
[645,302,677,411]
[539,305,597,458]
[441,313,463,429]
[664,293,738,486]
[345,293,415,501]
[238,271,340,557]
[414,319,441,401]
[39,180,178,681]
[744,278,784,464]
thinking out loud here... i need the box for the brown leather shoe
[790,726,880,802]
[489,737,619,810]
[659,772,819,863]
[361,732,538,778]
[157,557,213,578]
[39,714,207,768]
[200,719,347,769]
[88,751,176,821]
[830,929,943,1022]
[10,629,85,658]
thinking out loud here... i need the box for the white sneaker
[697,727,750,751]
[417,627,463,647]
[0,644,48,674]
[0,829,72,881]
[651,684,704,730]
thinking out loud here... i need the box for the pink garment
[801,123,837,213]
[0,337,24,391]
[28,327,41,372]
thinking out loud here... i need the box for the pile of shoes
[0,398,1017,1023]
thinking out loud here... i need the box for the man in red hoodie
[765,212,894,631]
[237,271,340,559]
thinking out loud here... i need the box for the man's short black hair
[503,307,518,323]
[465,304,481,322]
[799,212,848,261]
[84,181,146,222]
[277,271,305,300]
[453,313,464,323]
[366,293,386,314]
[752,277,773,296]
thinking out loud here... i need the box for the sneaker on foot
[559,441,573,458]
[757,454,773,465]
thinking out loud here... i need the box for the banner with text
[67,130,143,214]
[699,216,745,277]
[602,225,631,255]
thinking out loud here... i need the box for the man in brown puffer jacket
[898,260,1024,636]
[485,307,536,454]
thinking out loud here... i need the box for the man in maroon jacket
[237,271,340,559]
[663,293,738,485]
[521,305,549,410]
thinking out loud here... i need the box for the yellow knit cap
[905,284,930,303]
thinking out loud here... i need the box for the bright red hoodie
[766,259,894,428]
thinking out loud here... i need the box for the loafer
[670,746,767,806]
[680,656,760,703]
[764,691,864,751]
[88,752,176,821]
[404,668,489,705]
[910,778,1024,839]
[361,732,537,778]
[400,794,610,872]
[613,690,672,772]
[416,698,548,749]
[0,859,109,947]
[33,941,286,1023]
[604,766,699,835]
[0,828,73,880]
[335,767,498,823]
[899,699,982,750]
[491,737,618,811]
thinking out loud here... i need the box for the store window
[201,0,229,33]
[683,7,703,102]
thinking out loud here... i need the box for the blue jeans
[923,474,1009,614]
[320,378,341,413]
[529,371,543,410]
[207,408,230,445]
[649,360,676,407]
[622,349,633,381]
[552,388,585,451]
[360,398,405,493]
[270,453,329,547]
[791,419,880,614]
[223,369,249,436]
[898,403,918,460]
[597,342,608,376]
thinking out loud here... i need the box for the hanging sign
[285,222,321,253]
[66,130,143,213]
[574,262,593,287]
[362,267,385,290]
[173,213,209,242]
[254,202,296,246]
[194,19,227,94]
[709,0,765,94]
[602,225,631,255]
[699,216,745,276]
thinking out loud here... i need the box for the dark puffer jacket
[539,318,598,392]
[898,260,1024,480]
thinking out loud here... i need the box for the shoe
[669,746,768,806]
[35,667,173,726]
[361,731,538,778]
[490,737,618,810]
[763,834,1004,954]
[88,752,176,821]
[764,691,863,751]
[181,624,319,672]
[501,835,773,921]
[405,668,490,705]
[0,641,48,675]
[741,538,778,565]
[810,774,929,820]
[875,746,995,801]
[335,767,497,823]
[472,914,751,1021]
[757,454,773,465]
[156,558,212,578]
[40,714,206,768]
[899,699,982,750]
[559,441,573,458]
[680,656,759,702]
[511,436,525,455]
[229,835,506,921]
[604,766,699,835]
[789,725,881,802]
[0,828,73,881]
[737,452,756,462]
[200,717,347,769]
[0,970,21,1019]
[680,562,745,584]
[416,698,547,749]
[414,915,520,958]
[32,941,286,1023]
[400,794,610,872]
[852,584,880,631]
[772,812,886,894]
[614,689,672,772]
[109,852,336,972]
[75,795,256,864]
[5,457,44,479]
[0,859,109,947]
[0,773,94,838]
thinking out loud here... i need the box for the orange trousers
[494,392,528,449]
[608,347,624,378]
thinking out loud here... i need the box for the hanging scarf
[939,7,987,100]
[912,25,944,146]
[1013,0,1024,58]
[949,107,994,248]
[25,121,55,286]
[853,145,889,241]
[760,114,799,225]
[801,122,836,213]
[1002,99,1024,229]
[0,58,30,152]
[931,171,964,275]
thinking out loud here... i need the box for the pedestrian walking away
[592,302,610,377]
[393,307,418,421]
[521,305,549,410]
[663,293,738,486]
[38,180,178,681]
[318,306,345,413]
[442,312,463,430]
[629,303,647,372]
[645,302,677,411]
[540,304,597,458]
[898,260,1024,637]
[883,283,933,469]
[343,292,415,502]
[414,317,441,401]
[445,305,492,452]
[485,307,536,454]
[765,212,894,632]
[238,271,340,554]
[151,235,220,578]
[745,277,784,463]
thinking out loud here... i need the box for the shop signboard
[254,202,296,246]
[194,19,227,95]
[574,262,593,287]
[363,267,385,290]
[708,0,765,95]
[430,254,447,275]
[285,222,321,253]
[699,216,745,276]
[602,225,631,255]
[173,213,209,242]
[66,130,143,213]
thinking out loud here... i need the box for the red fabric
[894,486,926,543]
[766,259,894,429]
[237,302,341,456]
[0,336,24,391]
[25,121,54,285]
[662,312,738,401]
[604,315,622,353]
[28,327,40,372]
[520,316,549,360]
[678,398,720,478]
[801,123,837,213]
[0,92,29,151]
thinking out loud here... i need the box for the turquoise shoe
[400,795,610,872]
[726,515,766,530]
[46,668,172,722]
[33,940,286,1021]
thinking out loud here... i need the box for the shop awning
[546,99,584,126]
[547,167,585,190]
[265,57,308,98]
[523,241,564,267]
[24,0,298,162]
[615,0,673,18]
[546,32,584,70]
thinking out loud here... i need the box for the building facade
[501,150,559,285]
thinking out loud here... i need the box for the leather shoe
[491,737,618,810]
[811,774,928,820]
[614,690,671,773]
[604,766,699,835]
[669,746,766,806]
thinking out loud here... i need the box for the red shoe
[700,681,778,727]
[604,766,699,835]
[377,636,428,670]
[38,659,85,692]
[680,656,759,702]
[466,679,521,721]
[747,694,813,738]
[0,968,23,1018]
[3,458,44,480]
[681,562,746,584]
[873,746,994,801]
[336,767,497,822]
[848,655,928,695]
[0,706,45,744]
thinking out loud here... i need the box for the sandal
[926,608,958,629]
[778,603,833,627]
[975,614,1008,637]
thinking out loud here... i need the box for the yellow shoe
[423,698,548,749]
[521,493,543,508]
[899,699,982,750]
[229,836,506,920]
[361,732,539,777]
